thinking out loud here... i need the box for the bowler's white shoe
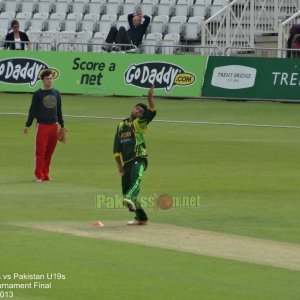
[127,220,148,225]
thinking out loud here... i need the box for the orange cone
[92,221,104,227]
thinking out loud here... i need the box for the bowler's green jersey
[113,107,156,163]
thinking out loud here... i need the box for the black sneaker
[102,45,112,52]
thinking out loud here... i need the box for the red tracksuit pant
[35,123,58,180]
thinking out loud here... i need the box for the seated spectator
[291,34,300,58]
[4,19,31,50]
[103,12,150,52]
[286,24,300,58]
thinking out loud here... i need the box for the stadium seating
[81,12,100,32]
[71,0,87,14]
[20,0,37,14]
[73,29,93,51]
[0,28,7,46]
[97,13,117,33]
[46,12,65,30]
[0,11,15,31]
[105,0,122,15]
[122,0,141,16]
[38,29,58,50]
[29,12,49,31]
[91,31,108,52]
[3,0,20,14]
[192,2,207,18]
[26,28,42,48]
[86,0,106,15]
[150,15,169,35]
[160,32,180,54]
[54,0,71,15]
[174,0,191,17]
[36,0,54,14]
[116,14,129,30]
[16,12,32,31]
[0,0,236,53]
[56,29,76,51]
[183,16,204,41]
[64,12,83,31]
[157,1,174,17]
[142,32,163,54]
[139,0,155,17]
[167,15,187,36]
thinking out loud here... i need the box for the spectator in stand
[103,11,150,52]
[4,19,31,50]
[286,24,300,58]
[291,34,300,58]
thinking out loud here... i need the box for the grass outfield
[1,92,300,299]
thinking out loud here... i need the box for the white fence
[201,0,300,54]
[278,10,300,57]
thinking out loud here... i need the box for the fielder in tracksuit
[113,86,156,225]
[24,69,64,182]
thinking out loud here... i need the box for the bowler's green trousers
[122,157,148,221]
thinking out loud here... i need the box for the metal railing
[224,46,296,57]
[202,0,300,54]
[278,10,300,57]
[1,39,299,58]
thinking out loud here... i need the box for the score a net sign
[0,58,59,87]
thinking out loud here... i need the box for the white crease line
[1,112,300,129]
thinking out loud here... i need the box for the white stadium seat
[36,0,54,14]
[116,14,129,30]
[3,0,20,14]
[71,0,87,14]
[105,0,122,15]
[73,30,93,51]
[142,32,162,54]
[20,0,37,13]
[16,12,32,31]
[86,0,106,15]
[47,12,65,30]
[174,0,191,17]
[29,12,49,31]
[81,13,100,32]
[150,15,169,34]
[167,16,187,36]
[91,31,108,52]
[56,29,76,51]
[64,12,83,31]
[183,16,203,41]
[97,14,117,33]
[54,0,71,15]
[0,12,15,31]
[160,33,180,55]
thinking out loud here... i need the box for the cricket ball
[157,194,173,210]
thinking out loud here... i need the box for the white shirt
[14,37,22,50]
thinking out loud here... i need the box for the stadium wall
[1,51,300,102]
[203,56,300,102]
[0,50,206,98]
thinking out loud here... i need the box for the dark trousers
[105,26,131,46]
[122,157,148,221]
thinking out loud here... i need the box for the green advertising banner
[202,56,300,102]
[0,51,207,97]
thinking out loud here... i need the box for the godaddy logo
[95,193,201,211]
[124,62,195,92]
[0,58,59,87]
